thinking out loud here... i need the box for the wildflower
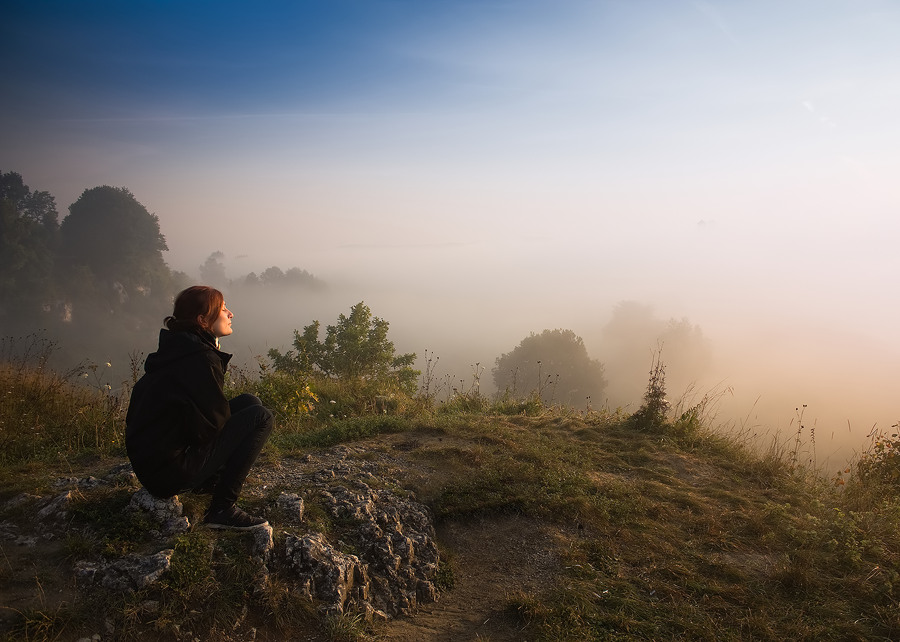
[106,362,112,368]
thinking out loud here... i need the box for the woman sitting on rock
[126,285,274,530]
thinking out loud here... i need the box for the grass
[3,337,900,640]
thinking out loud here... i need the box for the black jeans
[189,393,274,512]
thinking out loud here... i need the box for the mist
[182,240,896,474]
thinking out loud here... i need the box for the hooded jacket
[125,328,232,498]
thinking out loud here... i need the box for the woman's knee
[229,393,263,413]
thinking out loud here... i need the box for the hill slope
[2,412,899,641]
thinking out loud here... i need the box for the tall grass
[0,334,129,465]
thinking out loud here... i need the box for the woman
[126,285,274,530]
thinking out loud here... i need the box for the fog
[3,1,899,471]
[190,234,897,473]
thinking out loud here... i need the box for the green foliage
[164,532,216,599]
[324,612,373,642]
[230,361,319,418]
[69,488,154,557]
[271,414,413,450]
[269,301,419,396]
[492,328,606,408]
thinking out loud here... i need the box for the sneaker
[203,505,269,530]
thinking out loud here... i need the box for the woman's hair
[164,286,224,333]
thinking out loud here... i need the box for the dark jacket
[125,328,232,498]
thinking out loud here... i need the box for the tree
[595,301,712,408]
[59,186,170,296]
[260,266,284,285]
[493,329,606,407]
[269,301,419,395]
[0,171,59,323]
[199,251,227,288]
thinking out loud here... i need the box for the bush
[855,425,900,487]
[268,301,419,397]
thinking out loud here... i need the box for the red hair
[165,286,224,333]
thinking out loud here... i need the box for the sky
[3,0,899,466]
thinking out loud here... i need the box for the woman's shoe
[203,505,268,530]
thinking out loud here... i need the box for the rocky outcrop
[127,488,190,536]
[312,481,440,616]
[1,447,442,624]
[75,549,174,592]
[284,532,371,615]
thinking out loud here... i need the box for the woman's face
[209,302,234,338]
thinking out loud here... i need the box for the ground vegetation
[2,333,900,641]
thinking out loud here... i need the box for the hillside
[3,409,900,641]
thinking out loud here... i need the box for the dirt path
[379,515,563,641]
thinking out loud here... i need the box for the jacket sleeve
[185,350,231,446]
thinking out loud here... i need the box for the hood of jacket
[144,328,232,374]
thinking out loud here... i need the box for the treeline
[198,250,325,291]
[0,171,323,366]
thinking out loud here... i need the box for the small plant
[628,352,669,431]
[433,556,456,591]
[324,611,371,642]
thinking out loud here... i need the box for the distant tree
[260,266,284,285]
[269,301,418,395]
[493,329,606,407]
[284,266,323,289]
[596,301,711,408]
[0,171,59,322]
[231,265,325,290]
[199,251,227,287]
[59,186,170,299]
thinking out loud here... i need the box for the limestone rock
[127,488,190,535]
[276,491,304,521]
[37,490,74,520]
[283,532,370,615]
[76,549,174,593]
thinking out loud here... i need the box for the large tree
[493,328,606,407]
[0,171,59,323]
[59,186,170,298]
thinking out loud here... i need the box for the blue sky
[3,0,900,455]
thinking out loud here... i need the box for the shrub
[268,301,419,397]
[855,425,900,487]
